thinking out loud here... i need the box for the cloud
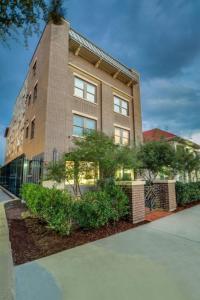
[1,0,200,166]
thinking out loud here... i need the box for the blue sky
[0,0,200,164]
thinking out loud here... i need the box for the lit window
[30,119,35,139]
[73,114,96,137]
[114,127,130,145]
[74,77,96,103]
[114,96,129,116]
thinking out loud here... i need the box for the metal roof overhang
[69,29,139,84]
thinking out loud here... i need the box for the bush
[21,184,74,235]
[176,181,200,205]
[20,180,130,234]
[102,180,129,221]
[74,191,113,229]
[75,181,129,229]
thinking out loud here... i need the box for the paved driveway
[15,206,200,300]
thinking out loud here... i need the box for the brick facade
[118,181,145,224]
[5,20,143,165]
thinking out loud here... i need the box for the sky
[0,0,200,164]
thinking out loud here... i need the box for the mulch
[5,200,148,266]
[5,199,200,266]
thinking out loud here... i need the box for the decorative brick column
[153,180,177,212]
[117,181,145,224]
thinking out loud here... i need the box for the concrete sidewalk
[15,205,200,300]
[0,188,13,202]
[0,203,15,300]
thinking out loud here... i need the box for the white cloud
[185,131,200,145]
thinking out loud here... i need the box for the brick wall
[119,181,145,224]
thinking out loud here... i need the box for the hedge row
[20,182,129,235]
[176,182,200,205]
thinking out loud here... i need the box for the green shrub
[74,191,114,229]
[20,183,47,216]
[21,183,74,235]
[102,180,129,221]
[176,182,200,205]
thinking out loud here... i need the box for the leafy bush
[75,181,129,229]
[176,181,200,205]
[21,183,74,235]
[74,191,113,229]
[20,180,130,234]
[102,180,129,221]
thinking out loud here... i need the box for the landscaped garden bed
[5,200,147,265]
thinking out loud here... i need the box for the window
[33,83,38,100]
[114,127,130,145]
[33,60,37,76]
[25,125,29,139]
[74,77,96,103]
[73,114,96,137]
[30,119,35,139]
[28,93,31,105]
[114,96,129,116]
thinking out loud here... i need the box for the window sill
[73,94,97,105]
[114,111,130,118]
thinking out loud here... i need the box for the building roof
[69,28,139,81]
[143,128,176,142]
[143,128,200,150]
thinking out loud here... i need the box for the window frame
[32,60,37,76]
[30,119,35,139]
[114,126,130,145]
[72,114,97,137]
[74,76,97,104]
[33,83,38,101]
[114,95,129,116]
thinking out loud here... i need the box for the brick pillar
[118,181,145,224]
[153,180,177,212]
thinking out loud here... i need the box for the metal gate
[144,184,160,213]
[0,155,43,196]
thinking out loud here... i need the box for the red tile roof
[143,128,176,143]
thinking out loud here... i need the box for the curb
[0,203,15,300]
[0,186,19,201]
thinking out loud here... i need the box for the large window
[114,96,129,116]
[114,127,130,145]
[74,77,96,103]
[73,114,96,137]
[30,119,35,139]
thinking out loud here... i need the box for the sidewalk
[15,205,200,300]
[0,188,14,202]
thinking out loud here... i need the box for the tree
[47,0,65,25]
[0,0,47,42]
[0,0,65,43]
[174,147,200,182]
[66,131,138,181]
[46,131,139,195]
[137,141,176,182]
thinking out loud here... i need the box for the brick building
[4,20,143,166]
